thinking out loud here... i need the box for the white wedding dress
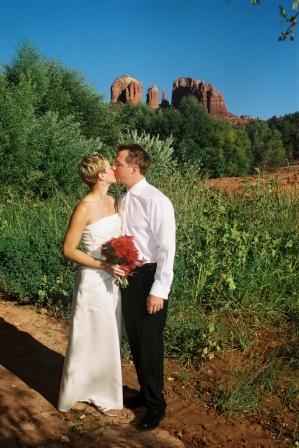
[58,213,123,412]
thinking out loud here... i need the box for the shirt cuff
[149,283,170,300]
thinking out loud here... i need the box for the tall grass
[162,172,298,357]
[0,169,298,360]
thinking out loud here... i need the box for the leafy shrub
[0,106,101,197]
[5,42,121,143]
[119,129,177,184]
[0,193,75,312]
[0,43,121,197]
[1,171,298,362]
[27,112,100,197]
[268,112,299,160]
[165,168,299,320]
[246,121,286,169]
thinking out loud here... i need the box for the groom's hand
[147,295,164,314]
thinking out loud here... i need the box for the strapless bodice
[81,213,122,260]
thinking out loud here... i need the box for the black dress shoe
[124,394,145,409]
[137,409,166,431]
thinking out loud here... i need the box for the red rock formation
[218,112,252,126]
[111,75,251,125]
[160,90,170,108]
[207,88,227,115]
[111,75,143,105]
[146,85,159,109]
[171,77,227,115]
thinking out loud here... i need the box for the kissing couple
[58,143,176,430]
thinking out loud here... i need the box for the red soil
[205,164,299,193]
[0,297,297,448]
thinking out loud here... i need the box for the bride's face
[103,161,116,184]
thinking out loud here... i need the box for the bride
[58,153,125,416]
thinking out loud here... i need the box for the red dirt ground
[0,297,298,448]
[205,164,299,192]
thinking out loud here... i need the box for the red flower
[101,235,144,287]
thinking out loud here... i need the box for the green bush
[120,129,176,184]
[0,43,121,198]
[1,170,298,360]
[246,121,286,169]
[0,192,76,312]
[268,112,299,160]
[5,42,121,143]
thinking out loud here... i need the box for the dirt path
[205,164,299,192]
[0,298,295,448]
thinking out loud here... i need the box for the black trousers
[122,263,168,412]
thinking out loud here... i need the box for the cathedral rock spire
[146,85,159,109]
[111,74,143,105]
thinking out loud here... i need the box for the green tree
[119,103,158,135]
[174,96,214,165]
[5,42,49,102]
[0,75,38,185]
[268,112,299,160]
[5,42,121,145]
[208,120,253,177]
[174,97,253,177]
[43,65,120,142]
[246,121,286,168]
[178,96,213,148]
[119,102,183,150]
[1,44,117,197]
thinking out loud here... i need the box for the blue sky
[0,0,298,119]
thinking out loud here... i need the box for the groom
[113,144,176,430]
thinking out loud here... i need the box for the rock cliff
[111,75,143,105]
[110,75,251,125]
[146,85,159,109]
[171,77,227,115]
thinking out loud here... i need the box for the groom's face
[113,150,133,185]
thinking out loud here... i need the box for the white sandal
[98,407,120,417]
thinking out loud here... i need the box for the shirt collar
[128,177,148,196]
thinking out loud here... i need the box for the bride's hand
[101,262,126,279]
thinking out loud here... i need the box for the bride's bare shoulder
[78,193,101,208]
[72,197,93,216]
[80,192,95,203]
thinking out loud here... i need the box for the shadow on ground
[0,317,63,406]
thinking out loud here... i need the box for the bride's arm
[63,202,124,277]
[63,201,99,268]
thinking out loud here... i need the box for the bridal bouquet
[101,235,144,288]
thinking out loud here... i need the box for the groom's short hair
[117,144,150,175]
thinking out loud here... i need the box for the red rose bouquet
[101,235,144,288]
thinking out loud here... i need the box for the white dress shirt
[119,178,176,299]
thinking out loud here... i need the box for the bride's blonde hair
[78,153,107,187]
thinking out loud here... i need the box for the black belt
[139,262,157,268]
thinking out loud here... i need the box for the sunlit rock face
[111,75,143,105]
[111,75,251,125]
[146,85,159,109]
[171,77,227,115]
